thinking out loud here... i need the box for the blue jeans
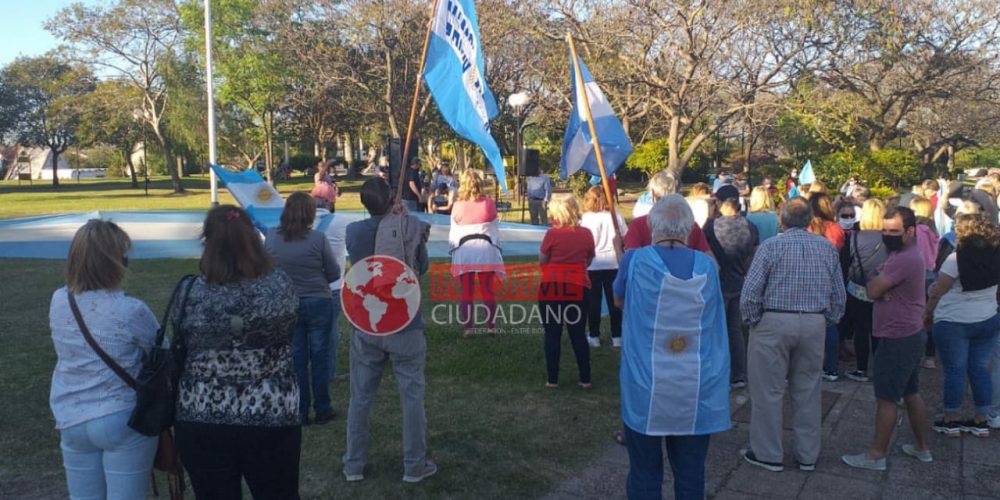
[293,296,334,418]
[624,426,710,500]
[329,292,342,381]
[402,199,421,213]
[59,410,158,500]
[934,314,1000,415]
[823,322,839,374]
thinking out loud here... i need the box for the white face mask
[839,220,855,230]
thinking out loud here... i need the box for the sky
[0,0,99,67]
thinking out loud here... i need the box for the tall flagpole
[395,0,441,207]
[205,0,219,206]
[566,33,623,260]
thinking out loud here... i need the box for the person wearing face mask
[842,207,933,470]
[836,200,859,232]
[839,200,888,382]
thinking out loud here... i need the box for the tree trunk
[176,157,185,178]
[124,146,138,188]
[947,144,955,172]
[152,125,182,193]
[343,133,354,165]
[263,111,274,185]
[50,147,61,187]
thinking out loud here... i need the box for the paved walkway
[543,364,1000,499]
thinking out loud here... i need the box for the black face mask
[882,234,904,252]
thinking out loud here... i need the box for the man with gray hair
[624,170,712,255]
[739,197,846,472]
[614,194,730,499]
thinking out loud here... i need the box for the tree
[0,55,95,186]
[77,80,144,187]
[50,0,187,193]
[815,0,1000,152]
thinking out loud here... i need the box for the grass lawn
[0,174,638,221]
[0,255,625,499]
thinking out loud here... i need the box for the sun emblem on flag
[668,335,688,354]
[256,186,274,203]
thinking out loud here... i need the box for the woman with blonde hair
[926,214,1000,437]
[839,199,888,382]
[539,194,596,388]
[746,186,779,241]
[176,205,302,498]
[450,169,505,337]
[265,192,340,425]
[686,182,712,228]
[49,220,160,499]
[580,186,627,348]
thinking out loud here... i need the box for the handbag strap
[67,292,138,389]
[852,232,866,284]
[156,275,197,346]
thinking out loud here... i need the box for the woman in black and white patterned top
[173,205,301,500]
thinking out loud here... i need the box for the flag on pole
[424,0,507,193]
[560,54,632,180]
[209,164,284,210]
[798,159,816,185]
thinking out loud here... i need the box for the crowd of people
[46,162,1000,500]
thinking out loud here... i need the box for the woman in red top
[539,194,596,389]
[809,193,845,251]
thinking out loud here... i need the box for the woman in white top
[580,186,627,347]
[926,214,1000,437]
[49,219,160,499]
[686,182,713,228]
[449,170,505,337]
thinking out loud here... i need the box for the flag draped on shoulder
[798,159,816,185]
[560,54,632,180]
[424,0,507,193]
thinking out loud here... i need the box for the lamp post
[509,91,530,222]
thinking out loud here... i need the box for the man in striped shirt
[739,197,846,472]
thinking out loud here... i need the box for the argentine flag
[424,0,507,194]
[210,164,284,210]
[560,54,632,180]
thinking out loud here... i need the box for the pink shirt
[451,198,497,225]
[915,224,939,272]
[872,243,926,339]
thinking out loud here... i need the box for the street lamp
[509,91,531,222]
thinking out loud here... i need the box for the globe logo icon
[341,255,422,335]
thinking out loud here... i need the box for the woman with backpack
[49,220,160,499]
[449,169,505,337]
[839,199,888,382]
[175,205,302,499]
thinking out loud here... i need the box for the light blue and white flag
[209,164,285,211]
[560,54,632,181]
[424,0,507,193]
[798,159,816,185]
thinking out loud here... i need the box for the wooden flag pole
[566,33,624,261]
[395,0,441,207]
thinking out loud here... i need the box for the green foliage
[955,147,1000,171]
[287,154,321,173]
[566,171,592,197]
[816,148,920,190]
[626,138,670,179]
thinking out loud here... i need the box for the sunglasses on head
[839,213,854,219]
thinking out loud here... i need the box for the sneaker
[344,469,364,482]
[932,419,961,437]
[822,371,839,382]
[841,452,886,471]
[587,336,600,348]
[402,460,438,483]
[612,337,622,348]
[798,463,816,471]
[960,419,990,438]
[922,357,936,369]
[731,380,747,390]
[740,449,784,472]
[901,444,933,463]
[987,414,1000,429]
[846,370,869,382]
